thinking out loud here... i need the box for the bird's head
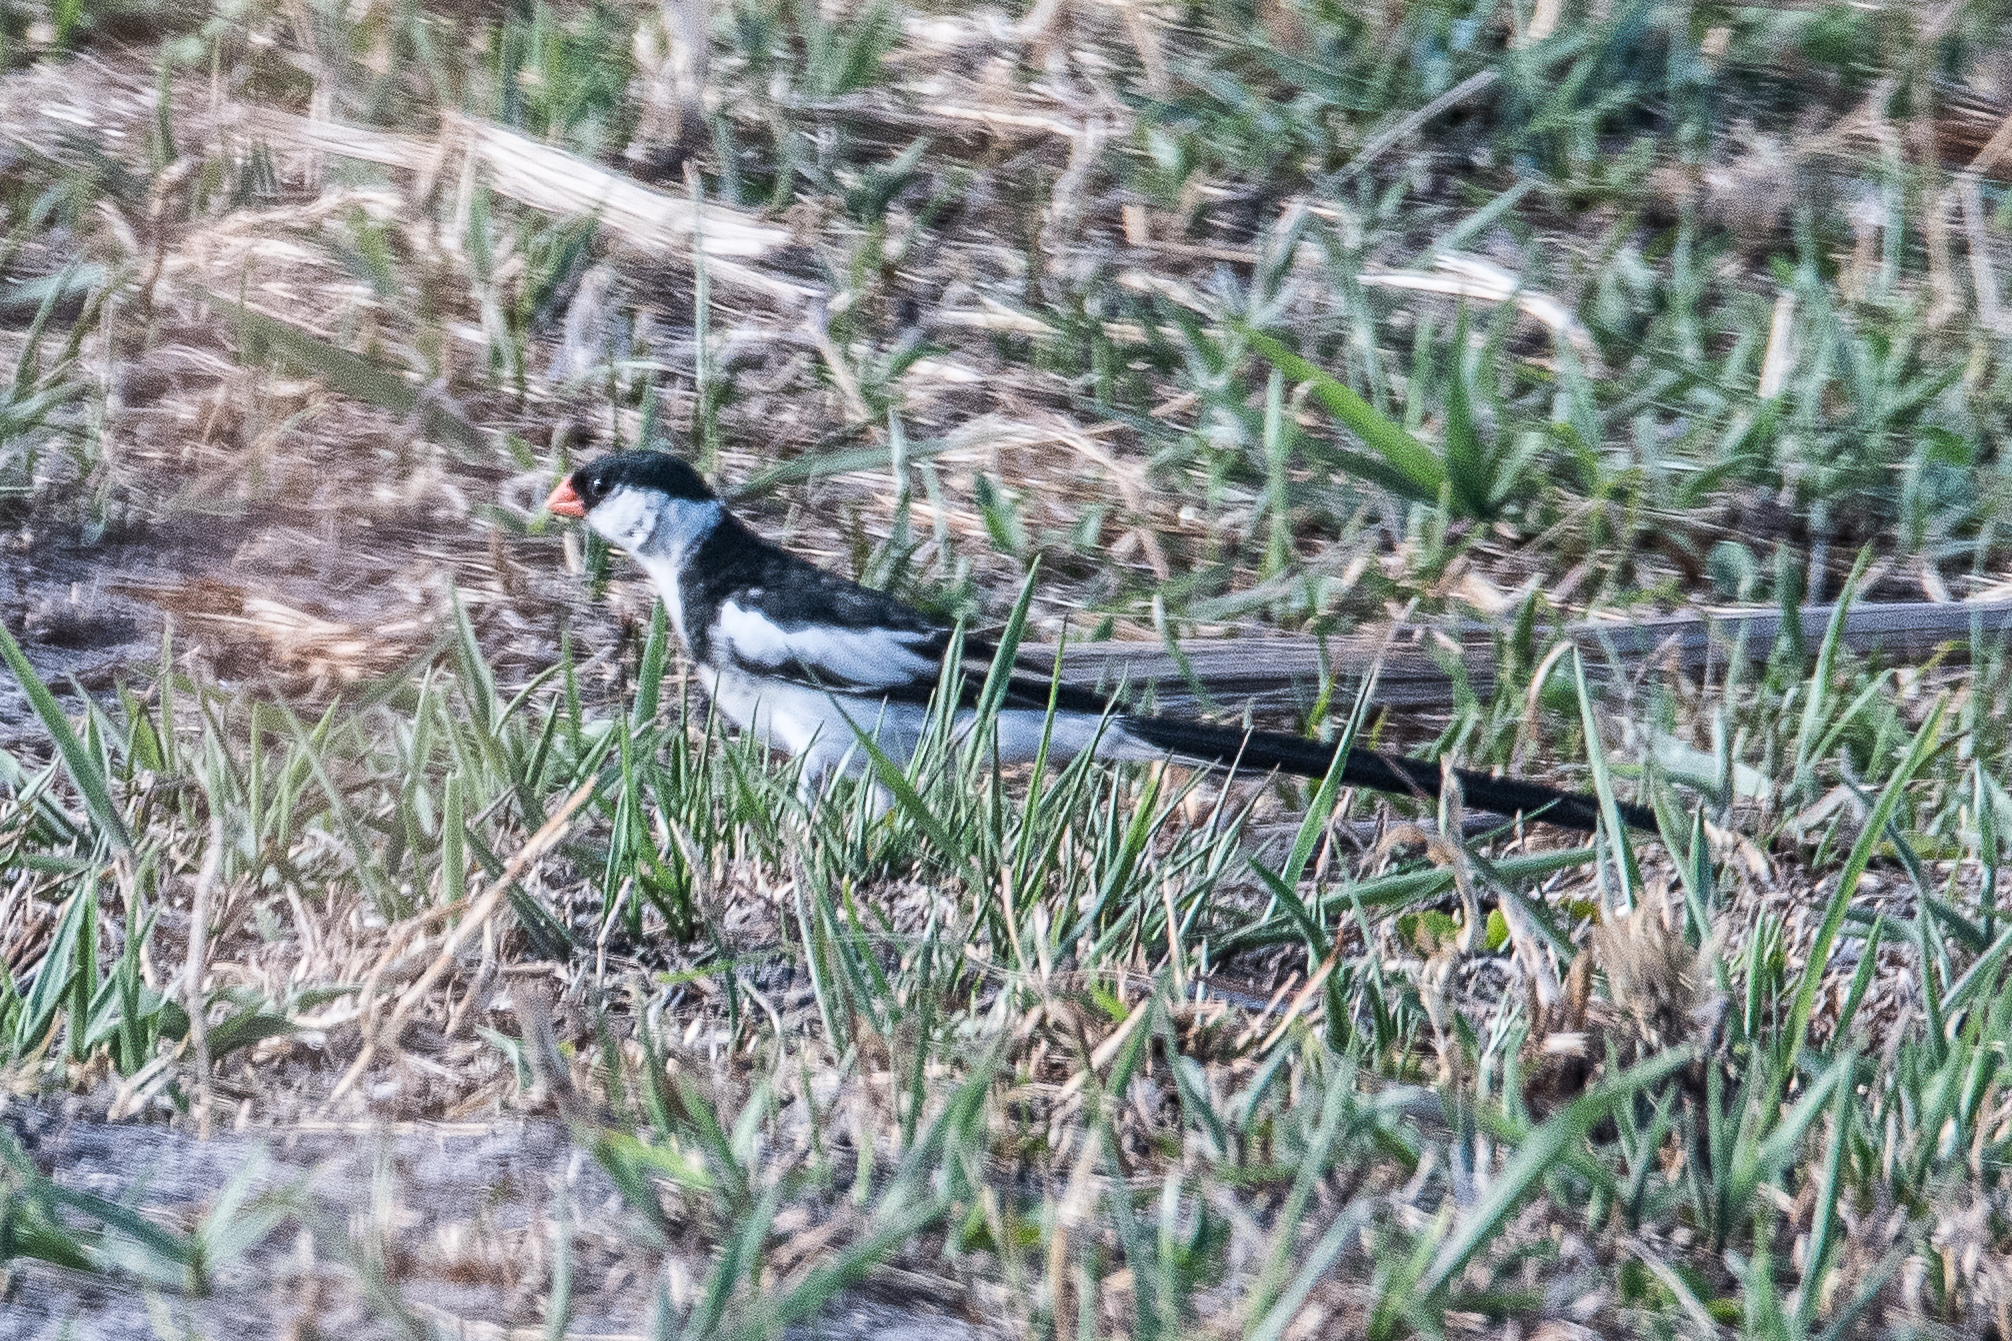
[546,450,723,561]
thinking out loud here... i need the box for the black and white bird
[546,450,1652,833]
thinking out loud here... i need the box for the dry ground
[7,2,2012,1337]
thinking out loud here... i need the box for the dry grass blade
[329,778,598,1103]
[238,108,805,297]
[1337,69,1500,179]
[11,4,2012,1336]
[1360,254,1604,372]
[186,817,223,1141]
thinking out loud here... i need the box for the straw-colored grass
[8,1,2012,1336]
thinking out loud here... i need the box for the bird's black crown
[570,450,717,511]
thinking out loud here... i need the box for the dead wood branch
[1039,598,2012,717]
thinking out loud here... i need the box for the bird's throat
[638,552,693,649]
[589,489,724,650]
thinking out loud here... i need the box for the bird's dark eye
[581,470,609,504]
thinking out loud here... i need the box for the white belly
[693,665,1155,783]
[697,664,927,774]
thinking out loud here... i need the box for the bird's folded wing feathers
[715,599,945,693]
[712,599,1125,716]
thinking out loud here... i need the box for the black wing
[686,519,1120,714]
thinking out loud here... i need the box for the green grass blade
[730,436,954,501]
[635,601,670,724]
[1572,649,1639,910]
[1419,1046,1695,1299]
[1793,1063,1855,1335]
[275,702,397,918]
[1243,327,1446,501]
[14,878,93,1056]
[221,296,486,452]
[0,618,131,852]
[974,565,1038,725]
[1790,549,1872,798]
[1784,695,1946,1066]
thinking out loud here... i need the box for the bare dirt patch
[4,1099,994,1340]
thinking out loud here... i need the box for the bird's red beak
[545,478,587,518]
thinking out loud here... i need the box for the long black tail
[1120,716,1654,834]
